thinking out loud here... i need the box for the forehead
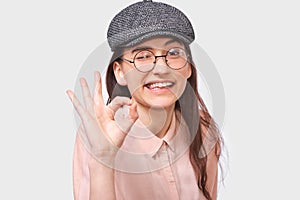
[124,37,185,53]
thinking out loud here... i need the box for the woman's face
[113,37,192,109]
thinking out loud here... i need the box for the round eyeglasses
[120,47,189,72]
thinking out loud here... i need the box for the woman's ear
[113,61,127,86]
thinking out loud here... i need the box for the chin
[145,98,177,109]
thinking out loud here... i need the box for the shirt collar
[121,111,190,158]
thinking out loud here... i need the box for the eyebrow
[131,46,153,54]
[130,39,184,54]
[164,38,183,46]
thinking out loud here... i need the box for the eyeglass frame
[119,47,190,73]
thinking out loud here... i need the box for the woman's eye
[135,51,153,60]
[136,56,144,60]
[168,49,181,57]
[136,55,150,60]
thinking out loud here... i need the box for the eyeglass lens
[133,47,188,72]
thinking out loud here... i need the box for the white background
[0,0,299,199]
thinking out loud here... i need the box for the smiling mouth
[145,82,175,90]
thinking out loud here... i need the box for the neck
[137,104,175,138]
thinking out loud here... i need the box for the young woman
[67,1,223,199]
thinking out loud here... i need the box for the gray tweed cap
[107,0,195,51]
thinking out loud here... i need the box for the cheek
[177,65,192,82]
[123,68,145,94]
[161,71,184,98]
[174,75,188,95]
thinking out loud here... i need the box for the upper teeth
[147,82,173,88]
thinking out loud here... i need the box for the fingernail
[80,78,85,86]
[66,90,73,100]
[94,71,100,82]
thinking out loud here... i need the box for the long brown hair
[105,45,222,200]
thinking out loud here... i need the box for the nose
[152,56,169,74]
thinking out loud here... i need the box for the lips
[146,82,174,89]
[144,81,174,90]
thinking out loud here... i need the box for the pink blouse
[73,113,208,200]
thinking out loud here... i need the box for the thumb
[114,102,138,134]
[129,100,138,122]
